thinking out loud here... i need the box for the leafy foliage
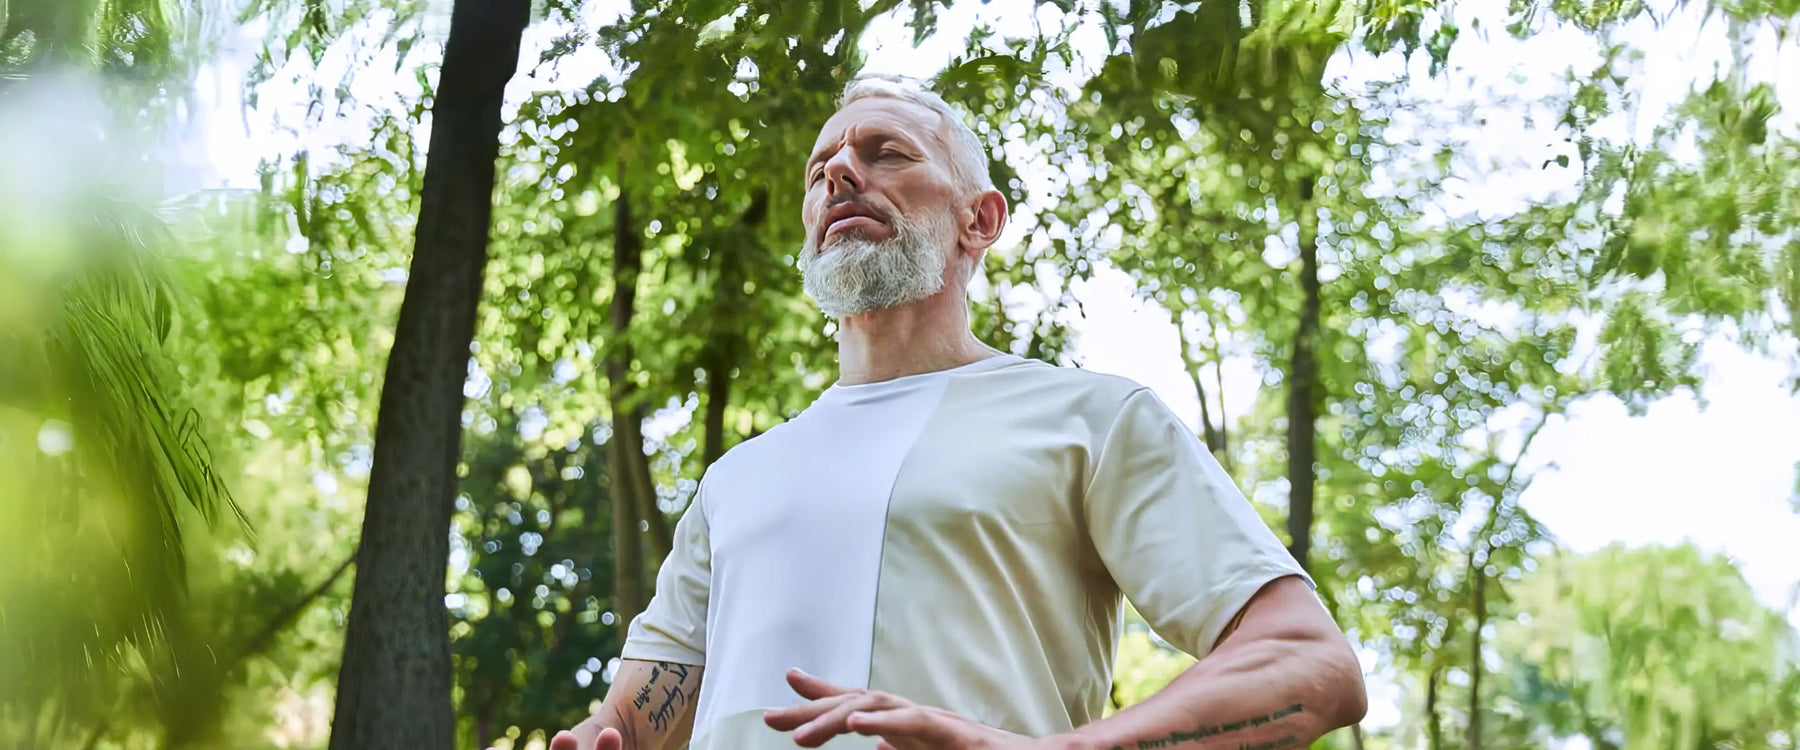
[1501,544,1800,750]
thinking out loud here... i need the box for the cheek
[888,175,955,216]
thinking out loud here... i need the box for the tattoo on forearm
[1110,703,1305,750]
[630,661,694,732]
[649,680,687,731]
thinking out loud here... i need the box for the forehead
[810,96,947,154]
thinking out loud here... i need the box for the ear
[957,188,1008,260]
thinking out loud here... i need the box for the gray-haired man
[550,77,1367,750]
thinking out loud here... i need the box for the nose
[822,148,861,197]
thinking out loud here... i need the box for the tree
[327,1,531,747]
[1500,544,1800,750]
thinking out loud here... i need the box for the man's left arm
[763,576,1364,750]
[1064,575,1366,750]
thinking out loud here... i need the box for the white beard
[798,209,956,317]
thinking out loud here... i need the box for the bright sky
[174,0,1800,736]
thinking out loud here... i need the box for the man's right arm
[556,482,714,750]
[550,659,705,750]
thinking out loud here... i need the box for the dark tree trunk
[700,188,765,470]
[1285,176,1320,572]
[702,342,731,468]
[1175,319,1225,458]
[475,707,495,750]
[1207,315,1230,471]
[1425,667,1442,750]
[633,440,671,562]
[1468,559,1490,750]
[608,185,648,629]
[326,2,528,747]
[1194,367,1221,451]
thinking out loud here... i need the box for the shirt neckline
[822,353,1023,403]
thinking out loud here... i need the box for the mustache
[822,194,892,223]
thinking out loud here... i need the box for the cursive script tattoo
[630,661,693,732]
[631,664,663,710]
[648,681,687,731]
[1110,704,1305,750]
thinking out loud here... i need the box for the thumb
[595,727,625,750]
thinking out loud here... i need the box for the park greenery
[2,0,1798,748]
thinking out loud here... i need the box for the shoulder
[981,356,1155,422]
[702,419,799,481]
[689,404,820,515]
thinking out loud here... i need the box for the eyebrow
[805,127,919,173]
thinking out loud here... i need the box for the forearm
[1069,636,1365,750]
[574,659,703,750]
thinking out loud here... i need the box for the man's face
[796,96,963,317]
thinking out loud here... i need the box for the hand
[762,668,1076,750]
[548,726,624,750]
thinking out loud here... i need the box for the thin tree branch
[232,546,359,667]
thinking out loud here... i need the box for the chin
[821,228,885,250]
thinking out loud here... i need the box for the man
[550,76,1367,750]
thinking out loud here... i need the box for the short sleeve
[1085,388,1311,660]
[621,484,711,665]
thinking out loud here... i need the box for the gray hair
[839,75,995,197]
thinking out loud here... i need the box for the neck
[834,285,1000,385]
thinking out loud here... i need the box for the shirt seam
[1080,386,1154,501]
[863,375,959,693]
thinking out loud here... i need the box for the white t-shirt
[622,353,1309,749]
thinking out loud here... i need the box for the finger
[595,727,624,750]
[549,730,584,750]
[763,693,858,731]
[786,668,851,700]
[847,706,961,744]
[792,693,905,748]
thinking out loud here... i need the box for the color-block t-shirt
[621,354,1309,749]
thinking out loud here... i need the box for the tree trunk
[1208,315,1231,473]
[699,189,765,469]
[1194,364,1220,451]
[326,2,528,747]
[1425,667,1442,750]
[608,185,648,629]
[1467,559,1490,750]
[702,341,731,469]
[475,706,495,750]
[1175,317,1224,457]
[1285,176,1320,572]
[633,433,671,562]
